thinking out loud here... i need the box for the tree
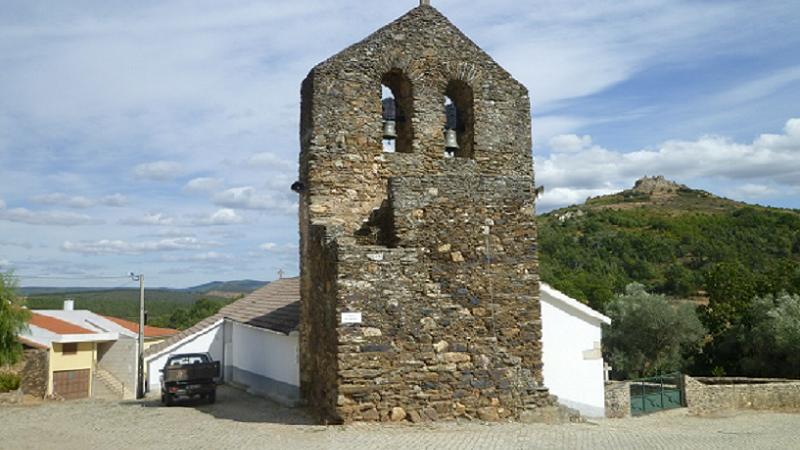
[603,283,706,379]
[699,261,759,336]
[155,297,227,330]
[0,273,31,365]
[738,293,800,378]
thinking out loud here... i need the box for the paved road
[2,387,799,449]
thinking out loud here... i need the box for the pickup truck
[160,353,220,406]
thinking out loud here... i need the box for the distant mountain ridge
[20,279,269,296]
[185,280,269,293]
[539,176,800,309]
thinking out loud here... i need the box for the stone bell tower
[298,3,551,423]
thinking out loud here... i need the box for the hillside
[23,289,233,330]
[539,176,800,310]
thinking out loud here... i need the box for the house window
[381,70,414,154]
[61,343,78,355]
[444,80,475,158]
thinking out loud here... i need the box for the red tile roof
[29,313,95,335]
[102,316,179,338]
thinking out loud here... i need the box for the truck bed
[163,361,220,383]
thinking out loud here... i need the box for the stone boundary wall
[0,348,49,398]
[684,375,800,415]
[604,381,631,418]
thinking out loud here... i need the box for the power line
[14,274,132,280]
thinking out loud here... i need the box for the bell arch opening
[381,70,414,154]
[444,80,475,159]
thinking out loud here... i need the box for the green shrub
[0,372,21,392]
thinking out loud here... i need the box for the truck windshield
[167,355,208,366]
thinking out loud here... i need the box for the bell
[383,120,397,140]
[444,129,459,150]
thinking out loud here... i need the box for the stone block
[390,406,407,422]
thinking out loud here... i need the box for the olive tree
[739,293,800,378]
[603,283,706,379]
[0,273,30,365]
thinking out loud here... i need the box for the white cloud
[61,237,214,255]
[1,1,799,287]
[0,240,33,249]
[189,208,244,226]
[537,118,800,211]
[537,186,622,211]
[30,192,129,208]
[0,259,10,268]
[548,134,593,153]
[728,184,780,199]
[711,65,800,107]
[246,152,294,170]
[153,228,194,238]
[133,161,184,181]
[119,212,175,226]
[162,251,233,263]
[100,193,129,207]
[259,242,298,253]
[184,177,223,193]
[0,208,101,226]
[0,198,5,209]
[31,192,94,209]
[212,186,296,214]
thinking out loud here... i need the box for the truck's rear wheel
[208,391,216,404]
[164,394,174,407]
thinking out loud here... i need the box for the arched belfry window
[381,70,414,154]
[444,80,474,158]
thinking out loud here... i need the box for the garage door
[53,370,91,400]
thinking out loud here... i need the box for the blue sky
[1,0,799,288]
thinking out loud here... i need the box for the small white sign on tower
[341,312,363,325]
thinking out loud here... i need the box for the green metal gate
[630,373,684,416]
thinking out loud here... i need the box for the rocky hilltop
[539,177,800,309]
[631,175,689,196]
[576,176,725,213]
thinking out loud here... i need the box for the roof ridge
[29,312,97,335]
[144,278,301,359]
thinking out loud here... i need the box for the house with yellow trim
[18,300,177,400]
[22,312,117,399]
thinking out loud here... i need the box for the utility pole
[130,273,145,399]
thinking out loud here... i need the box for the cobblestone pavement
[2,387,799,450]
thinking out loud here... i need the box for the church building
[297,1,555,423]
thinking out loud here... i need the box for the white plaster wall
[145,321,224,390]
[541,297,606,417]
[231,322,299,387]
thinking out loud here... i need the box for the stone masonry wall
[298,5,547,423]
[298,5,533,239]
[604,381,631,419]
[300,224,341,421]
[1,348,49,398]
[685,375,800,415]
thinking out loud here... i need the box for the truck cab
[160,353,220,406]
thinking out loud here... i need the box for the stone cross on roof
[420,0,430,5]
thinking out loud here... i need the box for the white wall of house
[540,285,610,418]
[145,320,224,391]
[229,321,300,405]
